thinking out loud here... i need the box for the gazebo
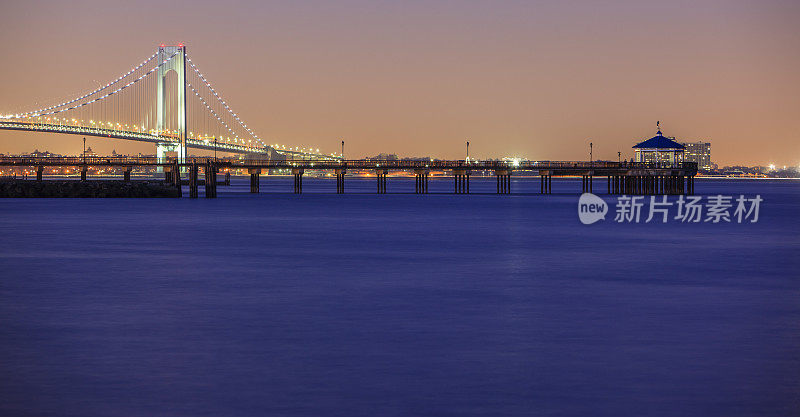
[632,127,685,165]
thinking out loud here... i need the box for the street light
[466,140,470,162]
[341,140,345,161]
[589,142,593,166]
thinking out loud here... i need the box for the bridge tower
[155,44,188,167]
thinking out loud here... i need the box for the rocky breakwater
[0,179,181,198]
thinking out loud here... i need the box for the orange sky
[1,0,798,165]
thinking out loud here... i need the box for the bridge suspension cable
[22,51,179,119]
[9,53,159,118]
[185,54,266,147]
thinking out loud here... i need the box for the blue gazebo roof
[632,131,685,150]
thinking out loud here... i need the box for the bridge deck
[0,121,331,159]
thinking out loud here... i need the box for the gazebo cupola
[632,122,685,165]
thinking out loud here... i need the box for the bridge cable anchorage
[7,53,158,118]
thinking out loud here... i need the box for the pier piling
[496,170,511,194]
[292,168,304,194]
[335,169,346,194]
[189,163,198,198]
[249,168,261,193]
[376,169,388,194]
[204,162,217,198]
[414,169,429,194]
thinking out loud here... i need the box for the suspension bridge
[0,44,333,161]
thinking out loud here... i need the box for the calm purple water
[1,177,798,416]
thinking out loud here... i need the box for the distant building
[24,149,61,158]
[632,127,685,164]
[81,146,98,158]
[681,141,712,171]
[367,153,399,161]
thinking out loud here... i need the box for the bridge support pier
[414,169,429,194]
[293,168,304,194]
[224,172,231,186]
[376,169,388,194]
[123,166,132,182]
[80,166,87,181]
[156,143,183,174]
[249,168,261,193]
[495,170,511,194]
[335,169,346,194]
[204,162,217,198]
[36,166,43,182]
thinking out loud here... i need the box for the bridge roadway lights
[414,169,429,194]
[335,169,346,194]
[453,169,470,194]
[495,169,511,194]
[249,168,261,193]
[375,169,388,194]
[292,168,304,194]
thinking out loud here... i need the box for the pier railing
[0,156,697,172]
